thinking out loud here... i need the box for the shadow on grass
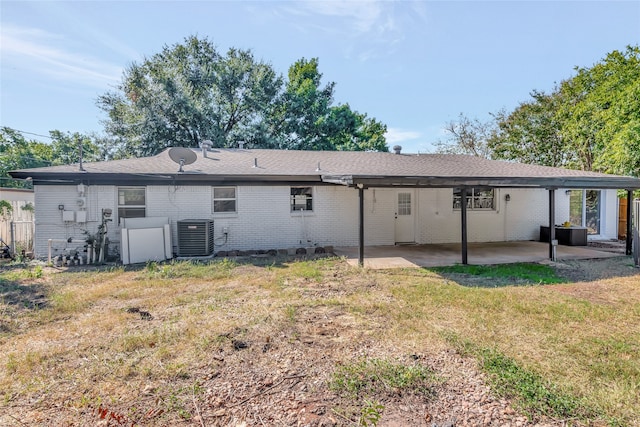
[0,277,50,311]
[43,253,341,274]
[0,273,50,336]
[551,257,640,282]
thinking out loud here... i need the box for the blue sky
[1,1,639,153]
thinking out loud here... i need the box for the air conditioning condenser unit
[177,219,214,256]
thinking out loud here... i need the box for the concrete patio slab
[333,241,622,269]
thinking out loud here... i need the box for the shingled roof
[9,148,640,189]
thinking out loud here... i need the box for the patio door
[569,189,602,235]
[585,190,601,235]
[394,190,415,243]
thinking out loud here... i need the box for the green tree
[98,36,283,156]
[89,133,130,161]
[559,46,640,175]
[273,57,335,150]
[323,105,387,151]
[99,37,387,155]
[482,46,640,176]
[49,130,102,165]
[270,58,387,151]
[489,92,570,168]
[0,127,52,187]
[1,128,111,187]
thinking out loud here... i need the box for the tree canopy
[2,36,388,184]
[0,127,106,187]
[98,36,387,155]
[434,113,495,158]
[437,45,640,177]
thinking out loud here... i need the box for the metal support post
[358,186,364,267]
[461,187,468,265]
[549,189,556,261]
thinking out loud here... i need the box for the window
[213,187,237,213]
[291,187,313,212]
[118,187,146,222]
[453,187,495,210]
[397,192,411,215]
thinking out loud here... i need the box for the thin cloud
[297,0,384,34]
[32,1,142,61]
[385,127,421,144]
[1,25,122,88]
[278,0,415,61]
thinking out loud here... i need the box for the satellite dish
[168,147,197,172]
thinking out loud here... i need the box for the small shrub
[360,399,384,426]
[0,200,12,218]
[26,265,43,279]
[285,304,297,323]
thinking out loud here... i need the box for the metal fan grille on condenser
[177,220,214,256]
[168,147,197,172]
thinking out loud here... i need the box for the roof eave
[322,175,640,190]
[9,171,324,186]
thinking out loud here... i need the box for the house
[9,147,640,265]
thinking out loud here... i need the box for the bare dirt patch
[551,256,639,283]
[546,257,640,305]
[2,257,637,426]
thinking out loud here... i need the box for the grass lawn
[1,257,639,426]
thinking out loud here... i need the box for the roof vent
[201,140,213,158]
[238,141,245,150]
[393,145,402,154]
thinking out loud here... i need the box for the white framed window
[291,187,313,212]
[453,187,495,210]
[118,187,146,222]
[212,187,237,213]
[397,192,411,215]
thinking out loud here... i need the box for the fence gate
[0,200,34,256]
[634,199,639,267]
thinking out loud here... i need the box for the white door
[394,190,415,243]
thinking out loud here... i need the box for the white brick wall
[212,185,361,251]
[33,185,115,258]
[31,184,618,259]
[415,188,569,244]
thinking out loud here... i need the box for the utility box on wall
[62,210,75,222]
[177,219,214,256]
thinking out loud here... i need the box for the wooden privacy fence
[619,197,628,240]
[0,200,35,255]
[634,199,639,267]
